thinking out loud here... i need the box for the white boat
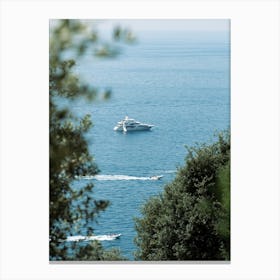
[149,175,163,180]
[114,116,154,132]
[87,233,122,241]
[66,233,121,242]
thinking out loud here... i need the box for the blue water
[67,30,230,260]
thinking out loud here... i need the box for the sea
[63,29,230,260]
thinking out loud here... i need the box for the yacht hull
[113,116,154,132]
[114,125,153,132]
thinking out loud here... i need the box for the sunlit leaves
[94,44,120,58]
[113,25,136,43]
[50,20,134,101]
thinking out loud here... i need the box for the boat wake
[76,175,163,181]
[66,234,121,242]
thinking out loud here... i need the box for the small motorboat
[114,116,154,132]
[66,233,121,242]
[149,175,163,180]
[109,233,121,239]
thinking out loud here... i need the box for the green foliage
[135,131,230,260]
[49,19,130,261]
[70,242,126,261]
[214,162,230,259]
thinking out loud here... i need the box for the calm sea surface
[65,30,230,260]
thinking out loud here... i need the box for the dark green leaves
[135,131,230,261]
[49,19,126,261]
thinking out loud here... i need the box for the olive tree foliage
[135,131,230,260]
[49,19,133,260]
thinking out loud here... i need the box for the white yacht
[114,116,154,132]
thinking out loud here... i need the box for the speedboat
[108,233,122,239]
[149,175,163,180]
[66,233,121,242]
[114,116,154,132]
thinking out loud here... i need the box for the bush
[135,131,230,260]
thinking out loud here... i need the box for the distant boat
[149,175,163,180]
[90,233,121,241]
[114,116,154,132]
[66,233,121,242]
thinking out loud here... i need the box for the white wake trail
[66,234,121,242]
[76,174,162,181]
